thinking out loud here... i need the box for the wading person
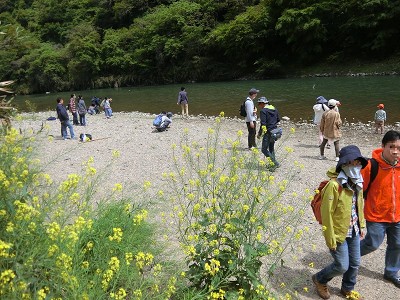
[257,97,280,168]
[177,87,189,118]
[360,130,400,288]
[312,145,367,299]
[56,97,76,140]
[319,99,342,161]
[244,88,259,150]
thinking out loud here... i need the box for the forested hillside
[1,0,399,94]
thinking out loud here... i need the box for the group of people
[242,89,399,298]
[243,88,281,169]
[313,133,400,299]
[67,94,88,126]
[313,96,388,161]
[55,94,113,140]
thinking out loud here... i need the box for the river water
[15,76,400,123]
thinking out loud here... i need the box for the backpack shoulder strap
[363,158,378,198]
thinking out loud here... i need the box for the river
[14,76,400,123]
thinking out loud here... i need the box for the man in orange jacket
[361,130,400,288]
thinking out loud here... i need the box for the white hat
[328,99,337,107]
[257,97,269,104]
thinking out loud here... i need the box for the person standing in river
[177,87,189,118]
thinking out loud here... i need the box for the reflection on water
[14,76,400,123]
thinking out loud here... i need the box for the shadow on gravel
[296,143,319,149]
[358,265,384,281]
[267,264,341,299]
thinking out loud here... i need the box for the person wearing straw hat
[374,103,386,134]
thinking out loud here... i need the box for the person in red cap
[374,103,386,134]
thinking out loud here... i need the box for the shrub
[159,113,309,299]
[0,127,176,299]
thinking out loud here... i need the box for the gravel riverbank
[15,111,399,299]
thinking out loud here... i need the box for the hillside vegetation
[1,0,399,93]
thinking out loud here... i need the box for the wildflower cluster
[161,114,309,298]
[0,126,175,299]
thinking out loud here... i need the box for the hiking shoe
[383,274,400,288]
[335,157,339,162]
[318,155,327,160]
[340,288,364,299]
[312,274,330,299]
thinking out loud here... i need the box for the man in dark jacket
[257,97,280,168]
[56,97,76,140]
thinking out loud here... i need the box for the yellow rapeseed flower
[113,183,123,192]
[0,240,13,258]
[112,150,120,158]
[110,288,127,300]
[109,227,123,243]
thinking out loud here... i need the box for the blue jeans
[361,221,400,278]
[261,132,278,165]
[79,113,86,126]
[316,233,360,291]
[105,108,112,118]
[61,120,75,139]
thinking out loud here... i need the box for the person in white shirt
[245,88,259,149]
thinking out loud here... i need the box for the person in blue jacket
[56,97,76,140]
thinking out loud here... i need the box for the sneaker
[312,274,330,299]
[340,288,364,299]
[383,274,400,288]
[335,157,339,162]
[318,155,327,160]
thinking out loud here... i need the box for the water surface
[15,76,400,123]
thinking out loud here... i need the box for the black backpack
[363,158,378,199]
[239,101,247,117]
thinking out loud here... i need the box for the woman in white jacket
[313,96,329,146]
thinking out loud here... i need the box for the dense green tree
[1,0,400,93]
[125,0,207,83]
[23,43,68,92]
[0,14,39,83]
[65,22,101,89]
[337,0,400,58]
